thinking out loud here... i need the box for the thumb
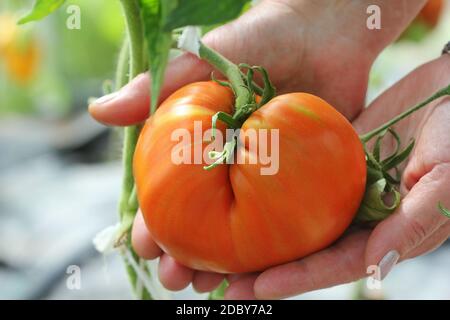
[88,5,255,127]
[365,163,450,280]
[88,53,211,126]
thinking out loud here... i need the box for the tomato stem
[239,63,276,107]
[210,111,240,140]
[204,138,238,171]
[360,84,450,143]
[198,42,253,117]
[198,43,278,171]
[356,84,450,223]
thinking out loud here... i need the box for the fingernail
[93,91,119,105]
[378,250,400,280]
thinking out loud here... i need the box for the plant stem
[198,42,252,115]
[115,37,130,90]
[118,0,149,300]
[118,0,144,222]
[120,0,144,78]
[120,127,139,217]
[360,84,450,143]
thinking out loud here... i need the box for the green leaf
[139,0,177,114]
[355,179,401,223]
[377,128,401,165]
[372,131,385,162]
[164,0,249,31]
[18,0,65,24]
[382,139,415,171]
[366,165,384,185]
[384,169,401,185]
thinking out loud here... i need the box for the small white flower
[93,223,122,254]
[178,26,202,57]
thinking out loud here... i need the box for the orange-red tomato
[134,81,366,273]
[0,13,39,84]
[4,38,39,83]
[399,0,443,42]
[417,0,443,28]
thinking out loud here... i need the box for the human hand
[90,0,425,124]
[226,55,450,299]
[89,0,428,296]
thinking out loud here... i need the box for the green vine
[356,84,450,222]
[118,0,151,300]
[198,42,276,171]
[360,85,450,143]
[199,42,255,115]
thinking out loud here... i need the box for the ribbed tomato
[134,81,366,273]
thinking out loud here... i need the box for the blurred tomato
[417,0,443,28]
[399,0,444,42]
[0,13,39,84]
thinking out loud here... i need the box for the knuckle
[404,217,429,249]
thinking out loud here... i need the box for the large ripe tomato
[134,81,366,273]
[417,0,443,28]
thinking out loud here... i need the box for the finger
[224,274,259,300]
[226,273,255,283]
[365,163,450,279]
[254,230,370,300]
[89,73,150,126]
[192,271,225,293]
[89,53,211,126]
[403,221,450,259]
[131,210,162,259]
[158,254,194,291]
[88,3,265,127]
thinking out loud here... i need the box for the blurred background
[0,0,449,300]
